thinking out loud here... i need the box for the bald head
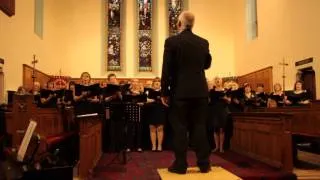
[177,11,195,32]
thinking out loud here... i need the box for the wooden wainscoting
[23,64,52,91]
[71,78,155,85]
[237,66,273,92]
[5,95,65,147]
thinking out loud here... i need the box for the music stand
[103,101,131,166]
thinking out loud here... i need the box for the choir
[12,73,313,154]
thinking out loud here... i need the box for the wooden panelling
[22,64,155,91]
[70,78,154,85]
[238,66,273,92]
[0,0,15,17]
[5,95,64,147]
[23,64,51,91]
[231,112,293,171]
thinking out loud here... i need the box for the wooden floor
[157,166,242,180]
[295,150,320,180]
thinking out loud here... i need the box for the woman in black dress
[285,81,311,106]
[241,83,258,110]
[39,80,57,108]
[124,79,145,152]
[255,84,268,107]
[30,81,41,104]
[74,72,100,114]
[62,81,76,106]
[145,77,166,151]
[209,77,231,153]
[267,83,285,108]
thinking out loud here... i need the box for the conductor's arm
[161,39,173,97]
[161,39,173,107]
[204,40,212,70]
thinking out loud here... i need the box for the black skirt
[145,102,166,126]
[208,102,229,129]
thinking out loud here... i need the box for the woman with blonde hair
[145,77,166,151]
[125,78,145,152]
[209,77,231,153]
[267,83,285,108]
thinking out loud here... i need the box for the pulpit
[76,113,102,179]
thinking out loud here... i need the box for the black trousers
[169,98,210,167]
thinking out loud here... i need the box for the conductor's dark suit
[161,29,212,171]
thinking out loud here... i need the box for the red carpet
[91,151,296,180]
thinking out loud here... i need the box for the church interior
[0,0,320,179]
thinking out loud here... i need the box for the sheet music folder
[17,120,37,162]
[76,113,98,118]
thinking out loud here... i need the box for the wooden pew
[263,106,320,138]
[231,112,293,171]
[4,94,102,179]
[231,105,320,171]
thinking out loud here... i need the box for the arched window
[34,0,44,38]
[246,0,258,40]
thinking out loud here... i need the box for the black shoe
[199,165,211,173]
[168,164,187,174]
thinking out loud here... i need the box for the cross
[31,55,39,89]
[59,69,62,79]
[31,55,38,67]
[279,58,289,92]
[279,58,289,106]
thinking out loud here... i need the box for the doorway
[298,67,316,100]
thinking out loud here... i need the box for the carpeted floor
[90,151,297,180]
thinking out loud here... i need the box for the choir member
[209,77,231,153]
[145,80,153,89]
[207,80,213,91]
[39,80,57,108]
[255,84,268,107]
[124,79,146,152]
[101,73,124,152]
[145,77,166,152]
[74,72,99,103]
[30,81,41,95]
[60,81,75,106]
[16,86,27,95]
[30,81,41,104]
[228,82,243,112]
[101,73,122,103]
[100,81,107,88]
[285,81,311,106]
[241,83,257,109]
[267,83,285,108]
[74,72,100,114]
[108,73,118,85]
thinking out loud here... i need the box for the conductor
[161,11,212,174]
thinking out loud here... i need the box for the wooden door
[301,68,316,100]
